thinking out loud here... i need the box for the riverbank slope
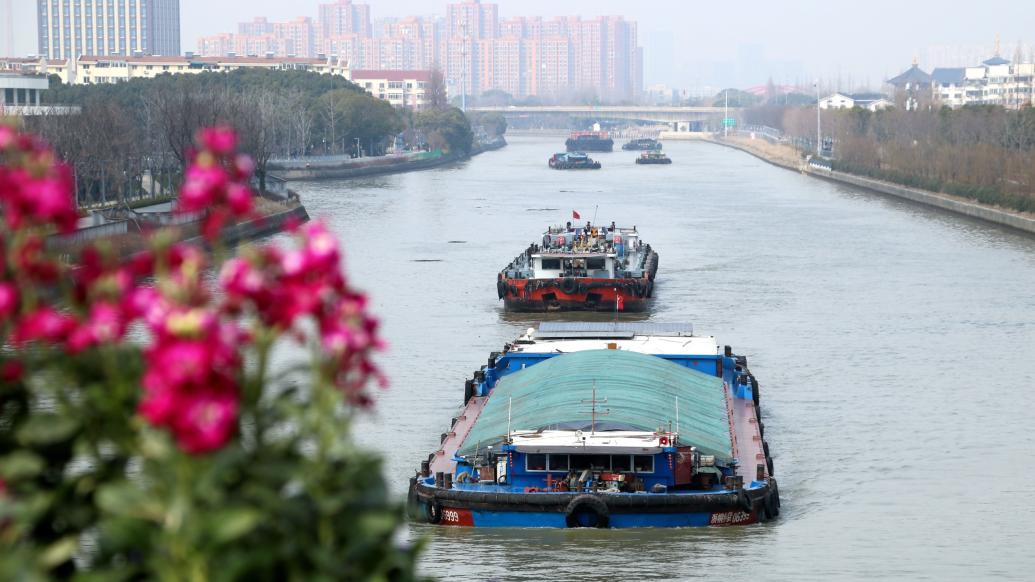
[269,137,507,181]
[707,135,1035,235]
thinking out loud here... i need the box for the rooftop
[350,69,432,81]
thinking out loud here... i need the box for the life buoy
[557,235,566,246]
[564,495,610,528]
[613,234,621,245]
[425,498,443,524]
[659,436,669,446]
[561,277,578,295]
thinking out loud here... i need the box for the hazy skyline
[3,0,1033,90]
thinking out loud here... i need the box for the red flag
[573,210,581,220]
[616,293,624,312]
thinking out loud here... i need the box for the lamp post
[815,79,822,157]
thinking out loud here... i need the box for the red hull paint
[440,507,475,527]
[501,278,651,312]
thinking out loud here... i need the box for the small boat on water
[497,221,658,312]
[548,152,602,170]
[409,323,780,528]
[635,151,672,165]
[622,138,662,151]
[565,131,614,153]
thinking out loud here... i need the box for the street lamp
[815,79,822,157]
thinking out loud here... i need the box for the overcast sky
[4,0,1034,90]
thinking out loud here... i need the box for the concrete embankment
[708,136,1035,236]
[269,138,507,181]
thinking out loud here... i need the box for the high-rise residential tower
[37,0,181,59]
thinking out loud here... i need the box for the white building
[0,71,79,116]
[37,0,181,60]
[349,69,431,109]
[819,92,892,111]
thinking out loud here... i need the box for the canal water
[290,136,1035,580]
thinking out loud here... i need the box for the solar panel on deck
[537,322,693,337]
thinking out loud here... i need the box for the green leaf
[15,414,81,446]
[208,507,261,544]
[0,451,45,480]
[96,481,164,522]
[38,535,79,570]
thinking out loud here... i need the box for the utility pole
[460,17,468,112]
[724,89,728,137]
[815,79,822,157]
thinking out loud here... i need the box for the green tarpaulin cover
[459,349,732,462]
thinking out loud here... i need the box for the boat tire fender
[764,490,778,520]
[565,495,610,528]
[737,489,753,513]
[496,279,507,300]
[425,498,443,524]
[561,277,578,295]
[464,379,475,404]
[751,376,760,404]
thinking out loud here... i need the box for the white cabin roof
[510,430,666,454]
[512,323,719,357]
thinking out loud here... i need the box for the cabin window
[540,258,561,270]
[586,257,606,270]
[548,454,570,471]
[633,455,655,473]
[571,454,611,471]
[611,455,632,472]
[525,454,547,471]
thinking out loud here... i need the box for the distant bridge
[467,105,739,125]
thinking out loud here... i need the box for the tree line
[30,69,481,203]
[745,104,1035,214]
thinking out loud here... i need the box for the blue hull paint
[418,502,741,528]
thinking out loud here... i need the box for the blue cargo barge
[409,323,780,528]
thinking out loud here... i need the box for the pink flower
[227,184,253,216]
[179,164,229,212]
[66,302,126,353]
[0,125,15,149]
[12,307,77,346]
[0,282,18,319]
[172,390,239,454]
[199,126,238,156]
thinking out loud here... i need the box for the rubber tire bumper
[564,495,610,528]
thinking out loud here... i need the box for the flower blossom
[177,128,256,242]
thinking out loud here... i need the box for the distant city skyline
[3,0,1033,91]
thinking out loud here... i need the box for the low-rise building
[0,71,79,116]
[349,70,431,109]
[819,92,892,111]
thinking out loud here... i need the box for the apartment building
[196,0,643,102]
[37,0,181,59]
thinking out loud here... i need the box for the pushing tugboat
[622,138,662,151]
[408,323,780,528]
[635,151,672,165]
[548,152,602,170]
[565,131,614,153]
[496,217,658,312]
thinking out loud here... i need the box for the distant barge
[566,131,614,153]
[548,152,602,170]
[622,138,662,151]
[409,323,780,528]
[636,151,672,165]
[497,222,658,312]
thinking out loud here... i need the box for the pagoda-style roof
[981,55,1010,66]
[887,64,932,87]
